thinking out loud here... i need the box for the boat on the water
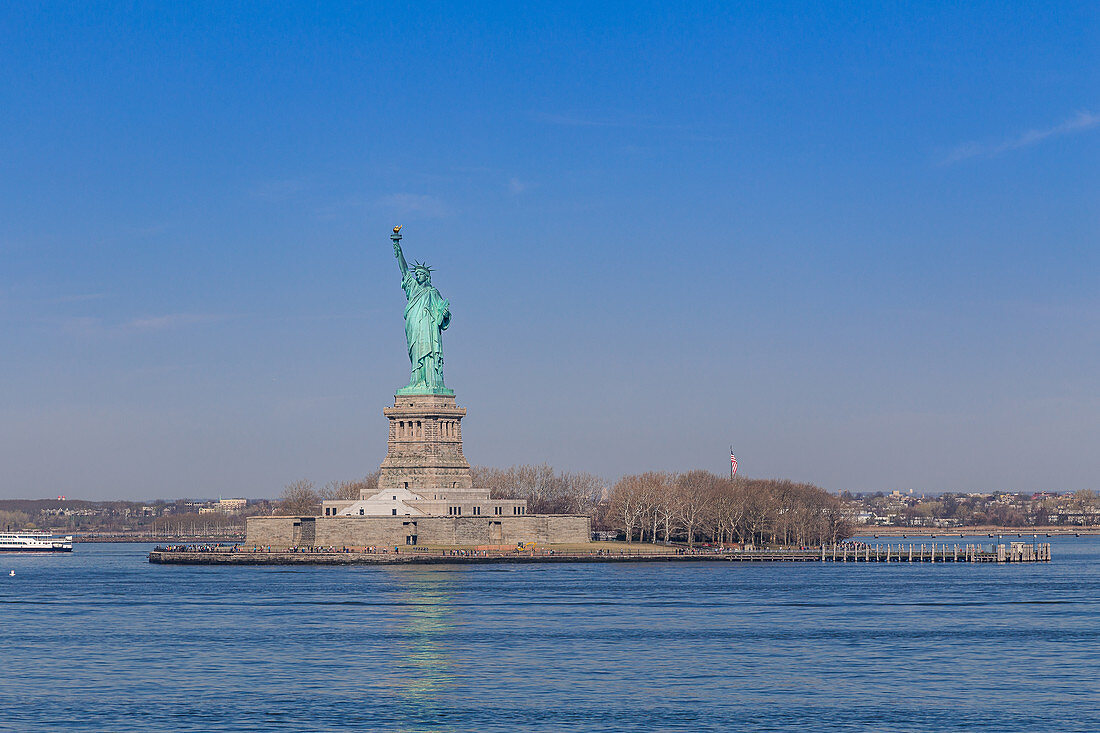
[0,531,73,552]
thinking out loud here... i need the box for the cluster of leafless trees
[471,464,606,515]
[275,472,379,515]
[606,471,852,547]
[473,464,849,547]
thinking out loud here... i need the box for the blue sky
[2,2,1098,499]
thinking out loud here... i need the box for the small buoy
[8,570,13,577]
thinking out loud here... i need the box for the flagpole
[730,445,733,480]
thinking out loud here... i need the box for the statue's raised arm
[391,225,408,277]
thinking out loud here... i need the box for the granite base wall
[245,517,299,547]
[246,514,590,547]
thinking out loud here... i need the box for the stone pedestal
[377,393,472,492]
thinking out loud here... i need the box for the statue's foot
[397,380,454,396]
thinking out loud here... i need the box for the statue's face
[415,269,430,284]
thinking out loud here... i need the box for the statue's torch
[391,225,402,256]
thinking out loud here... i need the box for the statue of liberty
[390,226,453,395]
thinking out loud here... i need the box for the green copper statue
[390,226,453,395]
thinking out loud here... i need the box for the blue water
[1,537,1098,732]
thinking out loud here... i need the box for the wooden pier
[806,541,1051,563]
[148,541,1051,565]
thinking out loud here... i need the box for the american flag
[730,450,738,476]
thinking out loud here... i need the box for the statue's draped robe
[401,270,450,389]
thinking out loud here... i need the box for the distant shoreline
[854,526,1099,537]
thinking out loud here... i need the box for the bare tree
[742,482,777,547]
[656,484,677,544]
[515,464,565,513]
[276,480,320,516]
[635,472,673,543]
[471,465,513,497]
[319,481,351,501]
[710,478,745,544]
[350,470,381,498]
[472,464,605,516]
[559,470,607,515]
[822,496,852,545]
[319,471,380,501]
[674,470,719,548]
[609,473,666,543]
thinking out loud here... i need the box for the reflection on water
[396,570,456,696]
[382,561,459,726]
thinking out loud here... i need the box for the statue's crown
[412,260,433,274]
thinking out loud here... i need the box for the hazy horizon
[3,3,1098,500]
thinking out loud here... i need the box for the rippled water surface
[2,537,1099,732]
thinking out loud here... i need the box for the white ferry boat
[0,531,74,552]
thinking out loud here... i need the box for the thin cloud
[942,110,1100,164]
[508,177,530,194]
[124,313,232,332]
[58,316,103,338]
